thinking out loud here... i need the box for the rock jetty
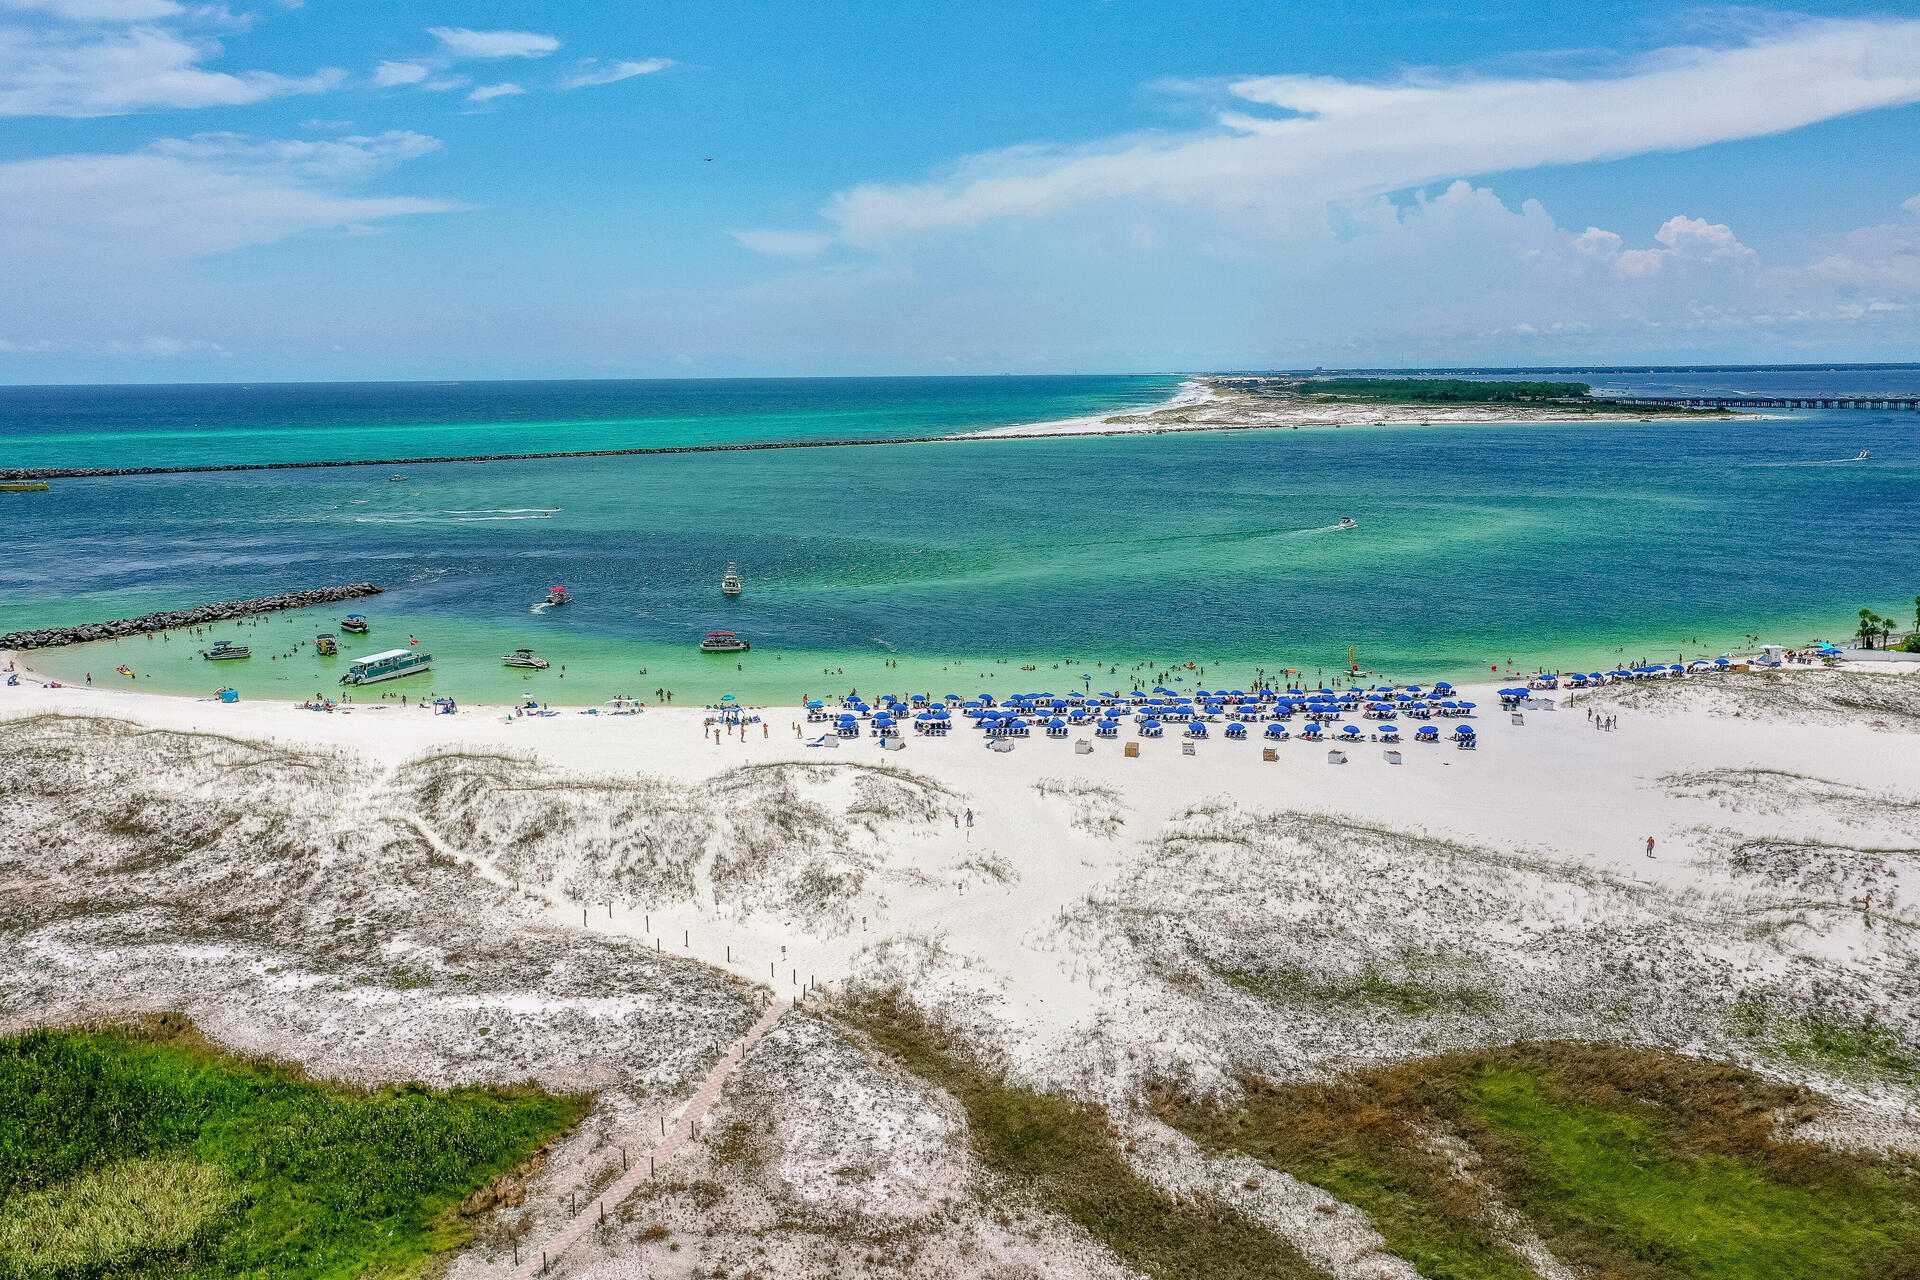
[2,584,384,650]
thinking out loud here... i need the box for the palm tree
[1857,609,1879,649]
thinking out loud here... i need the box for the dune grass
[841,994,1327,1280]
[1158,1041,1920,1280]
[0,1021,585,1279]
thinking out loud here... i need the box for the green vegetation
[0,1159,238,1274]
[1729,996,1920,1077]
[841,993,1327,1280]
[0,1020,585,1279]
[1217,962,1498,1017]
[1158,1041,1920,1280]
[1300,378,1593,403]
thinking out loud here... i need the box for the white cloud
[372,59,428,87]
[420,75,467,92]
[820,18,1920,245]
[561,56,671,89]
[1904,192,1920,218]
[428,26,558,59]
[0,0,183,19]
[731,229,833,258]
[465,81,523,104]
[0,24,341,117]
[0,132,460,259]
[146,129,441,182]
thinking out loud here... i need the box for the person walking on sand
[1645,835,1656,859]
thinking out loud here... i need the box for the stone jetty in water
[2,584,384,650]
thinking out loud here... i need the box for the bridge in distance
[1610,395,1919,410]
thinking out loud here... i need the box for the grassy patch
[1217,962,1499,1017]
[1157,1041,1920,1280]
[839,994,1327,1280]
[0,1157,238,1274]
[0,1020,586,1279]
[1728,996,1920,1077]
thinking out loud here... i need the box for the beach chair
[1263,723,1288,741]
[1224,723,1246,739]
[1186,722,1208,739]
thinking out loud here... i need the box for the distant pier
[1609,396,1919,411]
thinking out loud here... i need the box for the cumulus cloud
[0,24,341,117]
[0,131,460,259]
[561,56,671,89]
[819,17,1920,245]
[372,59,428,87]
[465,81,523,104]
[428,26,558,59]
[731,229,833,258]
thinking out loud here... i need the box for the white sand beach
[965,376,1718,440]
[6,656,1919,1277]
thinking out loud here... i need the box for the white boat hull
[341,658,432,684]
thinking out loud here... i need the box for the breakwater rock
[2,584,384,650]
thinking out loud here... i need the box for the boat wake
[529,602,553,615]
[352,507,561,524]
[1745,454,1872,468]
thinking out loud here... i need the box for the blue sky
[3,1,1919,381]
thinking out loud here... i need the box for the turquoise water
[3,371,1916,705]
[0,375,1180,471]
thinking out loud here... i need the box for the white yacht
[721,562,743,596]
[340,648,433,685]
[503,648,550,669]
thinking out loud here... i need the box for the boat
[0,481,49,492]
[1337,516,1358,530]
[1857,450,1872,461]
[201,640,251,661]
[503,648,550,669]
[388,475,408,482]
[544,586,572,607]
[314,633,338,656]
[699,632,750,653]
[339,614,369,635]
[720,562,744,596]
[339,648,433,685]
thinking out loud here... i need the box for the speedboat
[503,648,550,669]
[699,632,750,653]
[388,475,408,482]
[339,614,369,635]
[720,562,743,596]
[1337,516,1358,531]
[544,586,572,606]
[201,640,250,661]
